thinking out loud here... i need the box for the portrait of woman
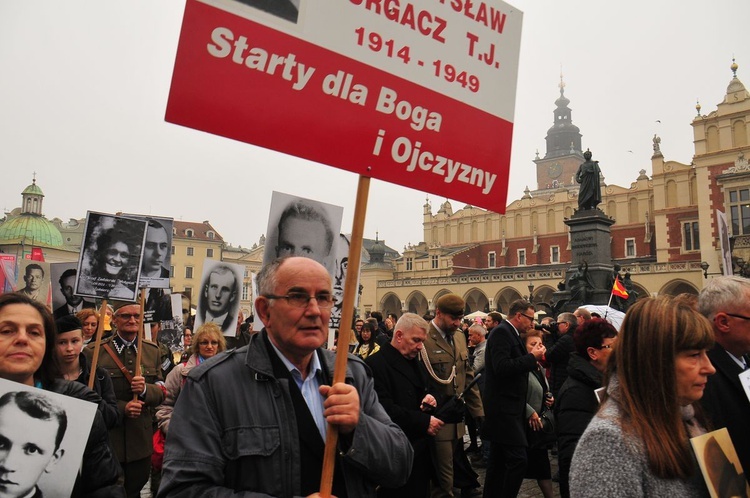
[75,213,147,301]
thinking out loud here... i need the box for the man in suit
[423,294,484,498]
[53,268,95,319]
[481,299,544,498]
[197,264,239,335]
[698,276,750,475]
[366,313,442,497]
[85,301,164,498]
[141,219,171,280]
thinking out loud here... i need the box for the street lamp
[700,261,710,279]
[528,281,535,302]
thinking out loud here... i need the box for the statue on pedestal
[576,149,602,210]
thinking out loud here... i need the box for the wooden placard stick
[87,299,108,389]
[132,287,147,402]
[319,175,370,497]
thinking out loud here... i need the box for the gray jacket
[570,376,709,497]
[158,330,413,498]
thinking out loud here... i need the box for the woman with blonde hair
[156,322,227,433]
[570,295,715,496]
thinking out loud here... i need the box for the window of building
[728,187,750,235]
[406,257,413,271]
[550,246,560,263]
[242,283,249,301]
[206,248,214,258]
[431,255,438,269]
[625,238,636,258]
[169,266,174,278]
[186,229,194,237]
[185,266,194,279]
[488,251,496,268]
[518,249,526,266]
[207,231,215,239]
[683,221,700,251]
[187,247,194,256]
[171,245,175,255]
[244,268,249,278]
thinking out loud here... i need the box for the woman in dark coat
[554,318,617,498]
[0,292,124,497]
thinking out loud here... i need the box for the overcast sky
[1,1,747,253]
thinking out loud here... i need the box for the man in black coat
[698,276,750,475]
[366,313,442,497]
[481,299,543,498]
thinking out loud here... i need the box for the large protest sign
[75,212,148,302]
[167,0,522,212]
[0,377,97,498]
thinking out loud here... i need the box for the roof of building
[0,215,63,247]
[173,220,224,242]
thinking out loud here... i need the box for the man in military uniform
[423,294,484,497]
[85,301,165,498]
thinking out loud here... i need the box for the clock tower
[534,76,585,191]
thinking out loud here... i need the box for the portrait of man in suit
[0,390,67,498]
[53,269,95,320]
[196,263,241,336]
[141,220,170,280]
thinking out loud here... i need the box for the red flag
[612,276,629,299]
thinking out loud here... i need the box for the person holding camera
[544,312,577,397]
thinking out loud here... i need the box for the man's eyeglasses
[726,313,750,321]
[264,292,335,309]
[198,340,220,346]
[520,313,535,321]
[115,313,139,321]
[598,344,613,349]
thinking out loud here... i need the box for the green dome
[0,215,62,247]
[21,182,44,196]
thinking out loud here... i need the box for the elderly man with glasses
[481,299,545,498]
[85,301,165,498]
[698,276,750,478]
[158,257,412,497]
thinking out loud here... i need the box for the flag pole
[319,175,370,497]
[88,299,108,389]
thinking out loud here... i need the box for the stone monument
[553,150,619,312]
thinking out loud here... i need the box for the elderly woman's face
[103,241,131,276]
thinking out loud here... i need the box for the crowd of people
[1,258,748,497]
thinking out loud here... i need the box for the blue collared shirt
[269,341,327,440]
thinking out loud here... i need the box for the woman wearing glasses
[570,296,715,497]
[156,322,226,434]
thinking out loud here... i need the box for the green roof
[21,182,44,196]
[0,215,62,247]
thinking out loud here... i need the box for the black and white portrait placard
[0,378,97,498]
[75,212,148,302]
[122,214,174,289]
[194,260,244,337]
[262,192,344,276]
